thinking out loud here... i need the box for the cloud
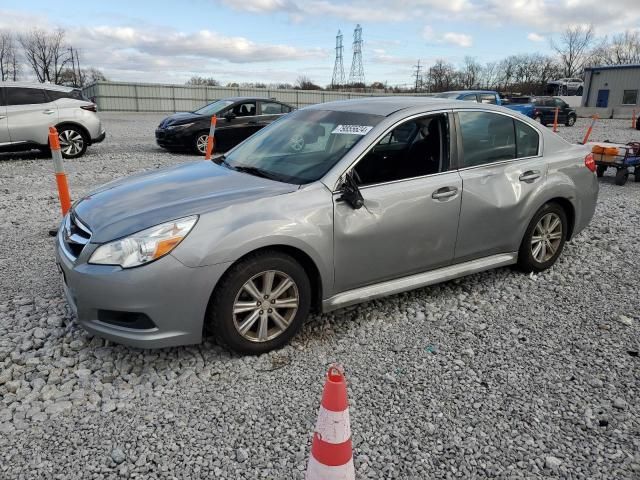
[527,32,545,42]
[423,26,473,48]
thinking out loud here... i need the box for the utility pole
[413,60,422,92]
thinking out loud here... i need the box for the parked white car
[0,82,105,158]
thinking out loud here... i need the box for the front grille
[63,213,92,259]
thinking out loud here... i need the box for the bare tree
[185,76,220,86]
[0,31,20,81]
[19,28,71,84]
[295,75,321,90]
[459,56,482,89]
[591,30,640,66]
[551,25,595,77]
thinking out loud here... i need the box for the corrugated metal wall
[82,81,419,112]
[581,66,640,118]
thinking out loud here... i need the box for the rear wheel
[518,203,567,273]
[635,168,640,182]
[615,168,629,186]
[565,115,576,127]
[207,251,311,354]
[596,165,607,178]
[57,126,87,159]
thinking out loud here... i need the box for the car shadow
[0,149,52,162]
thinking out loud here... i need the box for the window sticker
[331,125,374,135]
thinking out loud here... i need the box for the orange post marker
[581,115,598,145]
[205,115,217,160]
[306,365,355,480]
[48,126,71,215]
[553,107,559,133]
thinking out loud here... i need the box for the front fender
[171,183,335,296]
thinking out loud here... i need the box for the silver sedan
[55,97,598,354]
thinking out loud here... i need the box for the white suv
[0,82,105,158]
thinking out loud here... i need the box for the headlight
[89,216,198,268]
[166,122,194,130]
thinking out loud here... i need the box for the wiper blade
[233,165,283,181]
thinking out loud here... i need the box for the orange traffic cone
[306,365,355,480]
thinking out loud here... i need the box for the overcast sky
[2,1,639,86]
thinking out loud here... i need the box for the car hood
[159,112,203,127]
[74,161,298,243]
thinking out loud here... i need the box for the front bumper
[155,128,190,149]
[55,226,231,348]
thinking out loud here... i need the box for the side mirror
[340,171,364,210]
[225,112,236,121]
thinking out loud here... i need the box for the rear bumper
[91,130,106,145]
[55,225,231,348]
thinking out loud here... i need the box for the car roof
[220,96,288,103]
[443,90,497,95]
[306,96,462,116]
[0,81,77,92]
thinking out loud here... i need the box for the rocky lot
[0,114,639,479]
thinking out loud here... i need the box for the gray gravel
[1,113,639,479]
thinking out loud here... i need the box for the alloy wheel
[196,134,208,154]
[531,212,563,263]
[232,270,299,343]
[59,129,84,157]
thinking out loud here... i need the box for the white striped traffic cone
[306,365,355,480]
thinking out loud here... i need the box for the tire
[596,165,607,178]
[194,132,209,155]
[207,251,311,354]
[565,115,576,127]
[57,125,88,159]
[615,168,629,186]
[518,202,567,273]
[634,168,640,182]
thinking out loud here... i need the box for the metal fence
[82,81,423,112]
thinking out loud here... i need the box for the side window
[231,101,256,117]
[622,90,638,105]
[515,120,539,158]
[479,94,497,105]
[6,88,48,106]
[554,98,567,108]
[353,114,448,186]
[45,90,71,102]
[458,111,516,167]
[461,94,478,102]
[261,101,285,115]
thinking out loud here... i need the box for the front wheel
[207,251,311,354]
[194,133,209,155]
[565,115,576,127]
[57,126,87,159]
[518,203,567,273]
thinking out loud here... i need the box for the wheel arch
[546,197,576,240]
[55,121,91,144]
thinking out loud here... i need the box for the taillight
[585,153,596,172]
[81,104,97,112]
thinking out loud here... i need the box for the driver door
[221,101,259,149]
[333,113,462,292]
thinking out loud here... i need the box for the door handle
[519,170,541,182]
[43,109,55,115]
[431,187,458,200]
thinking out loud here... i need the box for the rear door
[0,88,9,144]
[454,110,545,262]
[6,86,58,145]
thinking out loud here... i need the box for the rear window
[6,87,48,106]
[46,89,87,101]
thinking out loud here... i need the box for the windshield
[194,99,234,116]
[434,92,462,99]
[219,109,384,184]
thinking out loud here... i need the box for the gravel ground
[0,113,639,479]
